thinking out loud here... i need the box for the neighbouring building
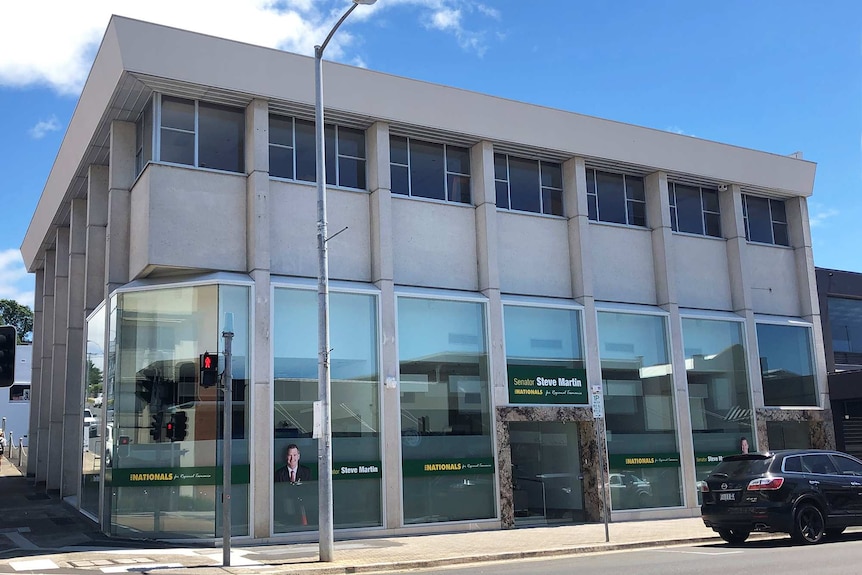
[21,16,832,541]
[816,268,862,458]
[0,345,32,447]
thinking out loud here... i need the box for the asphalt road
[395,532,862,575]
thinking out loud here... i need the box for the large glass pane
[409,140,445,200]
[597,311,681,510]
[106,284,250,539]
[338,126,366,158]
[295,119,316,182]
[161,97,195,131]
[446,146,470,175]
[828,297,862,364]
[504,305,585,406]
[682,318,753,504]
[269,115,293,147]
[391,165,409,196]
[399,297,495,524]
[390,135,408,165]
[508,157,540,213]
[595,171,627,224]
[495,180,510,209]
[338,157,366,190]
[542,187,564,216]
[198,103,244,173]
[757,323,817,406]
[269,146,294,180]
[81,305,106,518]
[272,288,381,532]
[673,184,704,235]
[160,130,195,166]
[745,196,773,243]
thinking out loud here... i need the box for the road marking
[10,558,59,571]
[654,549,743,556]
[3,531,39,550]
[100,563,182,573]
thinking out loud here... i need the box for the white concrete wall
[747,244,801,316]
[590,224,656,304]
[392,197,478,291]
[129,165,247,277]
[1,345,32,444]
[497,212,571,298]
[672,235,733,310]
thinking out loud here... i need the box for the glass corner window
[756,322,817,406]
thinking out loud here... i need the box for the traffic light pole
[222,314,234,567]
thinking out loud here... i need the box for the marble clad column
[37,251,55,484]
[27,268,44,478]
[48,228,70,491]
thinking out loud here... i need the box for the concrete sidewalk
[0,457,766,574]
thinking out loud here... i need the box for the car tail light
[747,477,784,491]
[699,481,709,493]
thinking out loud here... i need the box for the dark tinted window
[710,456,773,477]
[801,453,839,475]
[198,103,244,172]
[783,455,804,472]
[832,454,862,476]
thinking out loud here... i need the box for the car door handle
[809,480,820,485]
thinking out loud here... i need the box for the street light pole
[314,0,376,563]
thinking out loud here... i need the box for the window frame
[668,182,722,238]
[153,93,245,174]
[389,135,472,205]
[586,168,647,227]
[494,153,564,216]
[742,194,789,246]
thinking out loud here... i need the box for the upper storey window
[668,183,721,238]
[586,169,646,227]
[269,115,366,190]
[743,195,789,246]
[390,136,471,204]
[159,96,245,173]
[494,153,563,216]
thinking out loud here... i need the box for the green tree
[87,359,103,397]
[0,299,33,343]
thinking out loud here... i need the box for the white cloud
[0,0,503,95]
[28,115,61,139]
[809,206,840,228]
[0,249,34,309]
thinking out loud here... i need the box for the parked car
[701,449,862,545]
[609,472,652,507]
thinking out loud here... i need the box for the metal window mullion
[334,124,340,187]
[291,117,297,181]
[623,174,630,225]
[699,186,707,235]
[505,155,512,209]
[443,144,450,201]
[537,160,545,213]
[154,93,162,162]
[767,199,775,244]
[406,137,412,197]
[193,100,200,168]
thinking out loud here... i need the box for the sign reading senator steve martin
[507,365,588,405]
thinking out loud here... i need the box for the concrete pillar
[245,99,273,538]
[48,229,70,491]
[644,172,696,509]
[106,121,135,295]
[721,186,764,447]
[786,197,830,409]
[27,268,44,477]
[37,252,55,484]
[367,121,402,529]
[62,199,87,497]
[85,165,109,314]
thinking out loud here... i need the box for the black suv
[701,449,862,545]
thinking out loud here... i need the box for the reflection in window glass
[158,96,245,174]
[398,297,495,524]
[743,195,789,246]
[681,318,753,504]
[81,304,106,518]
[272,288,381,532]
[827,297,862,365]
[597,311,681,510]
[757,323,817,406]
[586,169,646,227]
[105,284,250,539]
[389,136,471,204]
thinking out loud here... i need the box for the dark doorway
[510,421,584,526]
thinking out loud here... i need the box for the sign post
[222,313,234,567]
[591,384,610,543]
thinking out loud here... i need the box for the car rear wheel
[717,528,750,545]
[792,503,825,544]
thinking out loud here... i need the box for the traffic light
[173,411,188,441]
[165,415,175,441]
[149,412,163,441]
[0,325,16,388]
[200,352,219,388]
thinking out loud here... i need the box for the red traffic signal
[200,352,219,388]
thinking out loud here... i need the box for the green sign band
[507,365,588,405]
[109,465,251,487]
[609,453,681,469]
[402,458,495,477]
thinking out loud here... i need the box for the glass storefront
[272,287,381,532]
[104,283,250,538]
[597,310,681,510]
[681,317,753,504]
[398,296,496,524]
[756,322,817,407]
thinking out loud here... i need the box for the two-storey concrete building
[22,16,831,541]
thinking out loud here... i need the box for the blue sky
[1,0,860,310]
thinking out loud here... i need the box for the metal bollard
[18,437,23,468]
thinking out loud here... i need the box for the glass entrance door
[510,421,584,526]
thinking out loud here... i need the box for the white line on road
[101,563,182,573]
[10,558,59,571]
[654,549,744,556]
